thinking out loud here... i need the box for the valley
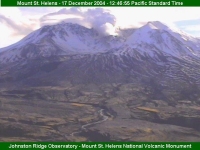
[0,83,200,141]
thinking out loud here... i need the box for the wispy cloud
[0,8,41,48]
[0,14,34,36]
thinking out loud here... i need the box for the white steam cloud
[40,8,117,35]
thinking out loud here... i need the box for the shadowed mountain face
[0,21,200,141]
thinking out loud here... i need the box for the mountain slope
[0,21,199,63]
[0,21,200,97]
[0,22,124,63]
[125,21,200,57]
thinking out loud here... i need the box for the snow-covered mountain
[0,22,125,63]
[0,21,199,64]
[125,21,200,57]
[0,21,200,93]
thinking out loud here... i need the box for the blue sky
[175,19,200,37]
[0,7,200,48]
